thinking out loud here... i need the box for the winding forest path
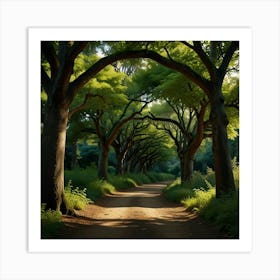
[58,182,228,239]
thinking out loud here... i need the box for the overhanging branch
[69,49,211,100]
[68,93,104,119]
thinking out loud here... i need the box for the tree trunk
[116,152,126,175]
[113,145,125,175]
[98,143,110,180]
[181,152,194,183]
[210,85,235,196]
[41,104,68,211]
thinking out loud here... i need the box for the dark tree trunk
[181,152,194,183]
[41,103,68,211]
[115,152,126,175]
[98,143,110,180]
[113,145,126,175]
[210,85,235,196]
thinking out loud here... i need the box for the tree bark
[181,152,194,182]
[210,85,235,196]
[41,103,68,211]
[115,150,126,175]
[98,143,110,180]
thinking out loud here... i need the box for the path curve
[58,182,228,239]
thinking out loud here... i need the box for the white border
[28,27,252,253]
[1,1,279,279]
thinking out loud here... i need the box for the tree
[149,100,209,182]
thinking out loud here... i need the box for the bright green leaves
[223,77,239,140]
[69,53,130,115]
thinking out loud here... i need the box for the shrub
[163,174,207,203]
[201,191,239,238]
[182,184,216,212]
[109,175,137,190]
[146,172,175,182]
[108,166,116,174]
[87,180,116,201]
[64,180,91,211]
[126,173,151,185]
[41,204,64,238]
[163,162,239,238]
[65,166,98,188]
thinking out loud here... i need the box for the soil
[55,182,228,239]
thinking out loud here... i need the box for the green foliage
[182,181,239,238]
[163,169,215,202]
[182,185,216,212]
[65,167,138,201]
[87,180,116,201]
[201,191,239,238]
[127,173,151,185]
[64,180,91,211]
[163,161,239,237]
[109,175,137,189]
[77,144,99,169]
[146,172,175,182]
[41,204,64,238]
[163,178,193,202]
[65,166,98,188]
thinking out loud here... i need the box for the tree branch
[218,41,239,79]
[164,47,174,61]
[68,93,104,119]
[180,41,195,50]
[69,49,211,100]
[137,114,185,134]
[41,41,59,78]
[68,41,88,60]
[192,41,217,80]
[107,102,149,146]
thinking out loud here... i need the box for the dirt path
[57,182,228,239]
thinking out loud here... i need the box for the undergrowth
[41,204,64,238]
[163,161,239,238]
[65,166,175,201]
[64,180,91,211]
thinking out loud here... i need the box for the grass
[42,167,175,238]
[127,172,175,185]
[64,180,91,211]
[126,173,151,185]
[163,162,239,238]
[65,166,98,188]
[65,166,175,201]
[108,175,138,190]
[41,204,64,238]
[87,179,116,200]
[146,172,175,183]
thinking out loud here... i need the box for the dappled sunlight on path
[56,182,228,239]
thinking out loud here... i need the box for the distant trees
[112,121,150,175]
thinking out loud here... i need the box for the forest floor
[55,182,229,239]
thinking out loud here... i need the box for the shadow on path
[50,183,231,239]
